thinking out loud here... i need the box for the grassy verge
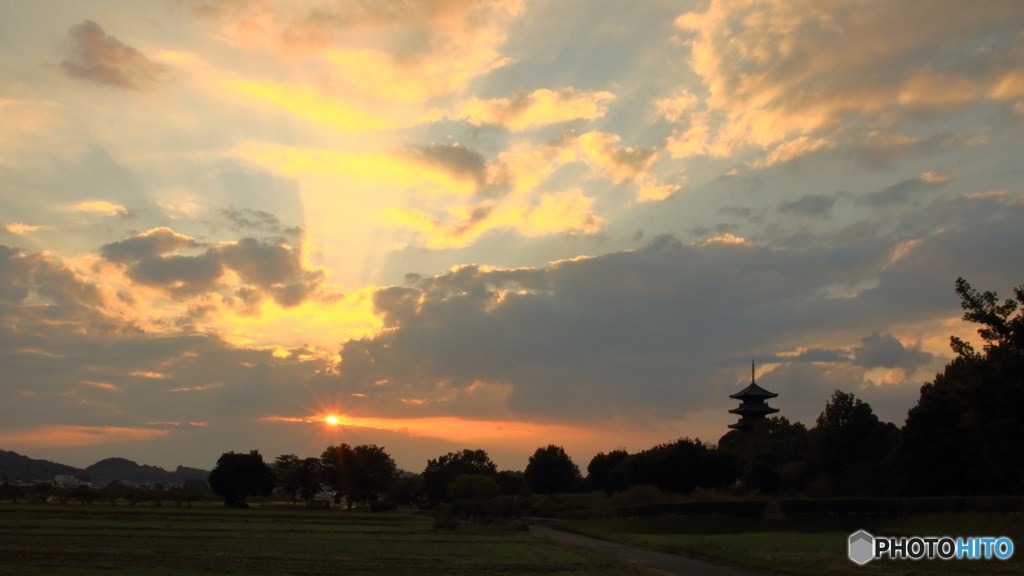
[553,514,1024,575]
[0,502,660,576]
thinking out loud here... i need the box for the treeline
[0,480,208,506]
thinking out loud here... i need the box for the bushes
[369,501,397,512]
[618,501,767,518]
[779,496,1024,516]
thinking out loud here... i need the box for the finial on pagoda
[728,361,779,432]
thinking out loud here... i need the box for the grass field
[553,512,1024,576]
[0,502,656,576]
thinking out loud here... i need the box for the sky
[2,0,1024,474]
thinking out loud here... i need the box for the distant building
[728,361,779,431]
[182,479,212,493]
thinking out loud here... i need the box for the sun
[325,416,340,425]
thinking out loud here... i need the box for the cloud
[857,176,945,207]
[0,245,104,305]
[0,425,170,447]
[181,0,526,104]
[221,207,302,237]
[100,228,328,307]
[455,88,615,131]
[852,331,935,372]
[71,201,130,216]
[779,194,837,218]
[2,224,41,234]
[667,0,1024,165]
[61,20,170,90]
[100,227,204,264]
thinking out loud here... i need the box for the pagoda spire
[728,360,779,431]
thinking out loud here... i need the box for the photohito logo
[849,530,1014,564]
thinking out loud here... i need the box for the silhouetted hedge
[369,501,397,512]
[620,500,766,518]
[779,496,1024,516]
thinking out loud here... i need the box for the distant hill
[0,449,83,482]
[0,450,209,485]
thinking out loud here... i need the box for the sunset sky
[3,0,1024,473]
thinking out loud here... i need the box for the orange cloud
[71,201,128,216]
[388,189,602,249]
[747,136,836,169]
[80,380,119,391]
[455,88,615,131]
[2,224,41,234]
[669,0,1024,164]
[0,425,169,447]
[264,413,589,445]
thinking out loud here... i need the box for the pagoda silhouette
[728,361,779,431]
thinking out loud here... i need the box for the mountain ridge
[0,449,209,484]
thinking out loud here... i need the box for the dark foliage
[525,445,582,497]
[618,438,735,495]
[320,444,397,508]
[422,449,497,504]
[208,450,275,508]
[891,278,1024,496]
[587,450,630,496]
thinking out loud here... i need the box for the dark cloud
[412,143,488,189]
[779,194,836,217]
[857,177,942,207]
[0,245,104,305]
[61,20,169,90]
[101,228,204,264]
[101,229,327,307]
[220,208,302,238]
[852,331,935,372]
[717,206,753,219]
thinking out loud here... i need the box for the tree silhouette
[587,450,629,496]
[892,277,1024,496]
[422,449,497,504]
[208,450,275,508]
[321,444,396,508]
[525,445,581,498]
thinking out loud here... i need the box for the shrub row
[369,501,398,512]
[618,500,767,518]
[779,496,1024,516]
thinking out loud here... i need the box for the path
[528,525,772,576]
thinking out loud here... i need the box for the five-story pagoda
[728,361,779,431]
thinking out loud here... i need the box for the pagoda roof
[729,404,780,415]
[729,382,778,400]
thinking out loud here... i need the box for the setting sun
[325,416,340,425]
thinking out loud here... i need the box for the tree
[719,416,808,493]
[524,445,582,498]
[321,444,397,508]
[422,449,498,504]
[892,278,1024,496]
[809,390,898,495]
[447,474,500,501]
[587,450,630,496]
[495,470,525,496]
[296,457,323,503]
[272,454,302,503]
[208,450,275,508]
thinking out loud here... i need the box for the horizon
[2,0,1024,474]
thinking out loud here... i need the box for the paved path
[528,525,770,576]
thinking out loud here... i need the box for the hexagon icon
[849,530,874,565]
